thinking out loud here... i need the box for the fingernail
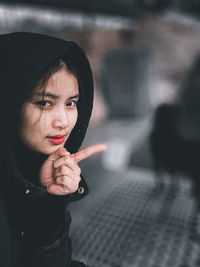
[60,148,70,155]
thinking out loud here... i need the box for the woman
[0,32,106,267]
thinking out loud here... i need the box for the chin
[43,144,65,155]
[30,141,66,155]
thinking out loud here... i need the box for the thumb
[47,147,70,162]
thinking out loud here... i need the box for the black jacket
[0,164,88,267]
[0,32,93,267]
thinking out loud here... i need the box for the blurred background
[2,1,200,266]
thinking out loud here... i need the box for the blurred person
[150,103,182,198]
[0,32,106,267]
[150,99,200,205]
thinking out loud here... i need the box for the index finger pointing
[71,144,107,163]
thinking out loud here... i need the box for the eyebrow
[35,92,79,100]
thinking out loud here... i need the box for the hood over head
[0,32,93,154]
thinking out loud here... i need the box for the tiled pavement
[69,167,199,267]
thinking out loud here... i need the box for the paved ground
[69,166,199,267]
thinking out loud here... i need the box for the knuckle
[55,172,60,179]
[72,183,79,192]
[61,176,66,183]
[56,177,61,184]
[53,168,58,175]
[78,175,81,183]
[62,186,69,193]
[61,165,66,172]
[53,161,58,168]
[77,166,81,175]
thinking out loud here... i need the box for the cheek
[38,113,50,132]
[71,109,78,129]
[20,105,44,136]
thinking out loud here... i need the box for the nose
[51,109,69,129]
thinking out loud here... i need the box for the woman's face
[19,69,79,155]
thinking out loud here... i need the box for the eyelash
[67,100,77,107]
[36,100,78,109]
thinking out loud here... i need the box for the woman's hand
[39,144,107,195]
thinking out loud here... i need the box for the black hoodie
[0,32,93,267]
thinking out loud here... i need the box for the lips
[47,135,66,145]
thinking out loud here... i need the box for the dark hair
[27,59,77,101]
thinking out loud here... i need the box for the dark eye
[67,101,77,108]
[37,100,51,107]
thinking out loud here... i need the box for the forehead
[32,69,79,96]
